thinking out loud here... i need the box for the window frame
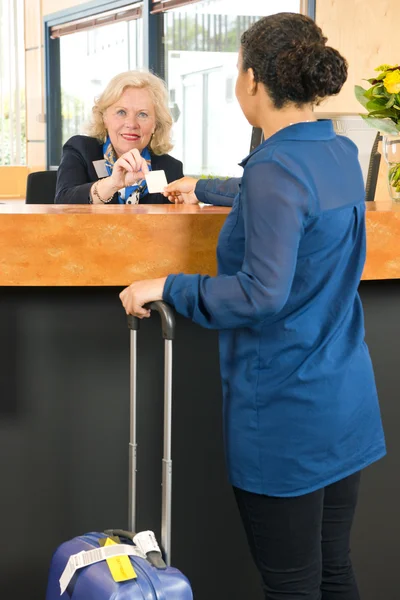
[151,0,201,12]
[152,0,315,17]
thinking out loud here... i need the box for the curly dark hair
[241,13,348,108]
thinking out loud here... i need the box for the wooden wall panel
[26,142,46,170]
[24,0,44,169]
[315,0,400,114]
[24,0,41,49]
[315,0,400,200]
[0,166,29,199]
[41,0,88,17]
[25,49,45,142]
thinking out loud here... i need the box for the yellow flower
[375,64,398,72]
[383,70,400,94]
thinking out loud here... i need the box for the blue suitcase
[46,302,193,600]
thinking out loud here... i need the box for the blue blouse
[163,120,386,497]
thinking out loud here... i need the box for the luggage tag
[133,530,167,569]
[99,535,121,546]
[145,170,168,194]
[103,537,137,582]
[59,542,144,595]
[133,531,162,556]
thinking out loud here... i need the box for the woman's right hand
[163,177,199,204]
[109,148,150,190]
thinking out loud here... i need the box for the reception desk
[0,202,399,600]
[0,201,400,285]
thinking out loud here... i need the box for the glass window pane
[0,0,25,165]
[164,0,301,176]
[60,17,143,147]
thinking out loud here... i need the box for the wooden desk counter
[0,202,399,285]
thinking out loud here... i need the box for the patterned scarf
[103,136,152,204]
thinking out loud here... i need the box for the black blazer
[55,135,184,204]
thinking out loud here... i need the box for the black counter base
[0,282,398,599]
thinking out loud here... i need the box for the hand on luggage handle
[127,301,175,341]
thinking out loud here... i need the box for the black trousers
[233,472,361,600]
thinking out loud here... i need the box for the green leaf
[366,112,399,124]
[364,87,376,98]
[354,85,369,108]
[371,85,388,97]
[366,99,389,111]
[366,104,398,116]
[386,94,396,108]
[360,115,400,134]
[366,112,389,117]
[389,165,400,185]
[364,85,385,99]
[375,71,387,81]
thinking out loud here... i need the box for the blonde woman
[55,71,183,204]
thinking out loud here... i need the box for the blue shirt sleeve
[195,177,240,206]
[163,160,309,329]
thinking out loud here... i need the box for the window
[59,18,143,146]
[46,3,143,166]
[162,0,301,176]
[0,0,25,165]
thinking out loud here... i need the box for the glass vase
[382,134,400,201]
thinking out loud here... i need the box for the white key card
[92,159,108,178]
[145,170,168,194]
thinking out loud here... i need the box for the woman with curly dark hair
[120,13,385,599]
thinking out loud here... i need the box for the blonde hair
[87,70,173,155]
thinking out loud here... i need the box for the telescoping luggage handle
[127,301,175,567]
